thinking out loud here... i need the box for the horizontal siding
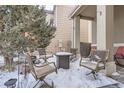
[47,6,89,53]
[47,6,75,53]
[80,19,89,42]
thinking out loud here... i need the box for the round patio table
[4,78,17,88]
[56,52,72,69]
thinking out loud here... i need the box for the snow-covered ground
[0,55,124,88]
[0,55,38,88]
[46,57,124,88]
[0,56,4,67]
[0,66,38,88]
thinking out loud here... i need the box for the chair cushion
[34,65,55,79]
[90,54,101,61]
[80,62,97,70]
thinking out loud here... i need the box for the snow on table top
[56,52,72,56]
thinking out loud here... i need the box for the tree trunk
[4,56,13,72]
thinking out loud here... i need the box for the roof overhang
[69,5,88,19]
[69,5,96,21]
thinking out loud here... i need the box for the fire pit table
[56,52,72,69]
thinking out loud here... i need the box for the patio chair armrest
[34,62,56,68]
[97,60,106,69]
[97,59,102,62]
[96,61,103,68]
[98,59,107,63]
[97,60,105,65]
[39,54,53,59]
[47,55,54,59]
[87,54,92,58]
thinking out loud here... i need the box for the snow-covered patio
[45,57,124,88]
[0,55,124,88]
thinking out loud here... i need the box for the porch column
[88,21,92,43]
[97,5,114,60]
[72,16,80,51]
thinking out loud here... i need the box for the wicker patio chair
[80,42,91,63]
[70,48,78,62]
[80,42,91,57]
[26,54,57,88]
[80,50,109,79]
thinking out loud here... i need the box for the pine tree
[0,5,55,71]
